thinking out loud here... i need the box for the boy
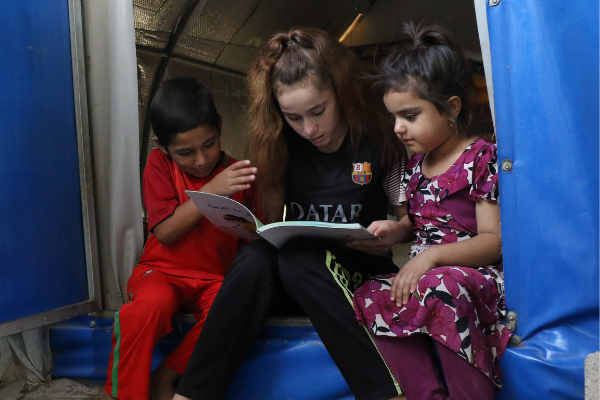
[102,79,257,400]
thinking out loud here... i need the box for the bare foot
[101,390,117,400]
[150,363,181,400]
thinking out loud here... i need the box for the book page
[186,191,262,241]
[258,222,374,249]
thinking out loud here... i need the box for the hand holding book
[186,191,374,249]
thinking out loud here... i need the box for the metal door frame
[0,0,101,338]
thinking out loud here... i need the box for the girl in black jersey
[174,28,408,400]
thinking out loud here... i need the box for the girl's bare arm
[390,199,501,305]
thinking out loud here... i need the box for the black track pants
[176,238,401,400]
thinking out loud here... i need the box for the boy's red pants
[104,270,222,400]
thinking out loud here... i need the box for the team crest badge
[352,162,372,185]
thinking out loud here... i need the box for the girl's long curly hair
[248,27,405,222]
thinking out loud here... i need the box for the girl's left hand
[390,248,438,306]
[347,220,404,255]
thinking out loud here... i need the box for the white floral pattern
[353,138,511,389]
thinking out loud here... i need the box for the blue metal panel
[50,317,354,400]
[487,0,599,398]
[0,2,88,322]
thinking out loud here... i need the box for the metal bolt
[90,320,96,328]
[506,311,518,332]
[489,0,500,6]
[501,159,513,172]
[509,335,521,346]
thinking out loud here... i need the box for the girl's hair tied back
[404,21,464,56]
[375,21,475,137]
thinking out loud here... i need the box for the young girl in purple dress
[351,22,512,400]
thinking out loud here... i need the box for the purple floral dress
[353,138,512,388]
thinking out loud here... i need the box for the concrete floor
[0,378,103,400]
[587,352,599,400]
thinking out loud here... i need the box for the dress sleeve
[143,150,179,232]
[400,154,421,198]
[383,160,406,206]
[469,142,499,202]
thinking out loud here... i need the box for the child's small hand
[201,160,257,197]
[390,249,438,307]
[347,220,403,255]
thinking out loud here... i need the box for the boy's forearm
[152,200,203,245]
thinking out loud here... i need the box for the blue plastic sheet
[487,0,599,398]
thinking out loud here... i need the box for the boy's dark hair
[375,22,476,136]
[150,78,221,148]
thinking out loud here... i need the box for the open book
[185,191,374,249]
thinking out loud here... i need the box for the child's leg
[374,335,449,400]
[104,272,182,400]
[278,239,402,400]
[433,341,495,400]
[175,239,282,400]
[151,279,222,399]
[149,364,180,400]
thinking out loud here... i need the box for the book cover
[185,191,374,248]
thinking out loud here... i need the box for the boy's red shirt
[133,149,259,281]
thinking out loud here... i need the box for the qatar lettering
[289,202,362,222]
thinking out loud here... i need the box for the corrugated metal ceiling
[133,0,488,167]
[133,0,373,73]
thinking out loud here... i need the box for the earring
[449,120,454,128]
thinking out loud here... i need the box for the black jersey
[284,133,402,228]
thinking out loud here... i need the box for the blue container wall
[488,0,599,399]
[0,2,88,322]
